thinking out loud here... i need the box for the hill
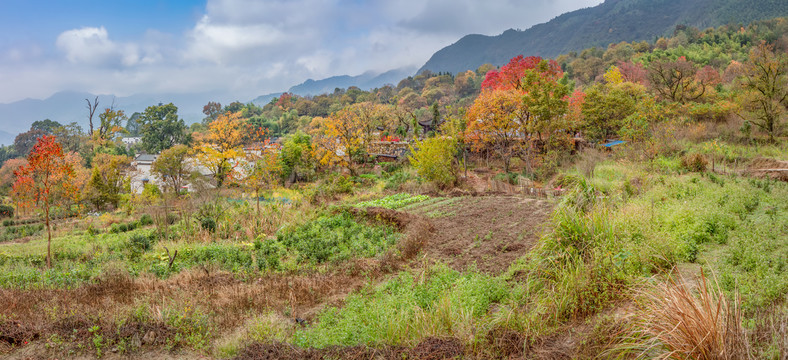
[0,91,234,137]
[252,67,418,105]
[419,0,788,74]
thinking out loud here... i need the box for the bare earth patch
[407,195,553,274]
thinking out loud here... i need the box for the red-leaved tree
[481,55,562,91]
[13,135,77,268]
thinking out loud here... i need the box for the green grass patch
[354,193,430,210]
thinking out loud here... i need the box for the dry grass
[622,270,750,359]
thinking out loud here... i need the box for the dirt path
[405,195,553,274]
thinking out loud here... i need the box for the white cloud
[2,0,603,103]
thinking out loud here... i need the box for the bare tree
[85,96,99,136]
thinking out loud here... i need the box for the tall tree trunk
[45,200,51,268]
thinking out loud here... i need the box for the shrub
[680,153,708,172]
[128,233,154,254]
[277,212,397,264]
[139,214,153,226]
[200,217,217,233]
[308,174,354,203]
[141,183,162,200]
[254,238,284,270]
[408,136,458,189]
[0,205,14,219]
[2,219,14,226]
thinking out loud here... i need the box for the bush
[680,153,708,172]
[2,219,14,227]
[128,233,154,254]
[0,205,14,219]
[277,212,397,264]
[139,214,153,226]
[308,174,354,203]
[254,238,284,271]
[200,217,217,233]
[408,136,458,189]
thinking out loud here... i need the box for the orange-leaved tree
[468,56,571,173]
[194,111,246,187]
[13,135,77,268]
[466,89,528,173]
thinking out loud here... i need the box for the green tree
[279,131,315,183]
[125,112,142,136]
[151,144,191,195]
[409,136,458,189]
[31,119,63,134]
[139,103,191,153]
[87,153,131,210]
[581,82,646,142]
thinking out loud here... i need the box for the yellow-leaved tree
[194,111,246,187]
[310,102,389,174]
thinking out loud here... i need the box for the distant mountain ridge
[0,91,236,139]
[420,0,788,74]
[252,67,417,105]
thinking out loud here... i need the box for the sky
[0,0,603,103]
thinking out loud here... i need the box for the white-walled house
[128,154,162,194]
[128,153,216,194]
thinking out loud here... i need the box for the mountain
[285,67,417,98]
[0,130,14,146]
[0,91,237,138]
[251,92,284,106]
[420,0,788,74]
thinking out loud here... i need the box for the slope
[419,0,788,74]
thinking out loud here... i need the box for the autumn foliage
[194,111,247,187]
[481,55,562,91]
[12,135,77,267]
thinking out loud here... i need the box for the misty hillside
[420,0,788,74]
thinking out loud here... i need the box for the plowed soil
[405,196,553,274]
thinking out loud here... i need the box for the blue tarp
[601,140,627,147]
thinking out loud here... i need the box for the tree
[85,97,99,136]
[125,112,142,136]
[742,42,788,142]
[31,119,63,134]
[467,58,570,173]
[581,82,646,142]
[12,135,77,268]
[96,108,126,142]
[520,64,570,138]
[13,129,47,156]
[466,89,527,173]
[151,144,191,195]
[279,131,315,183]
[87,153,131,209]
[481,55,559,91]
[202,101,222,125]
[139,103,190,153]
[648,57,708,103]
[311,102,388,174]
[409,136,458,189]
[194,111,246,188]
[51,122,85,153]
[243,146,282,215]
[0,158,27,190]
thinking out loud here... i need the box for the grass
[1,156,787,358]
[291,264,516,348]
[354,193,430,210]
[616,271,749,359]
